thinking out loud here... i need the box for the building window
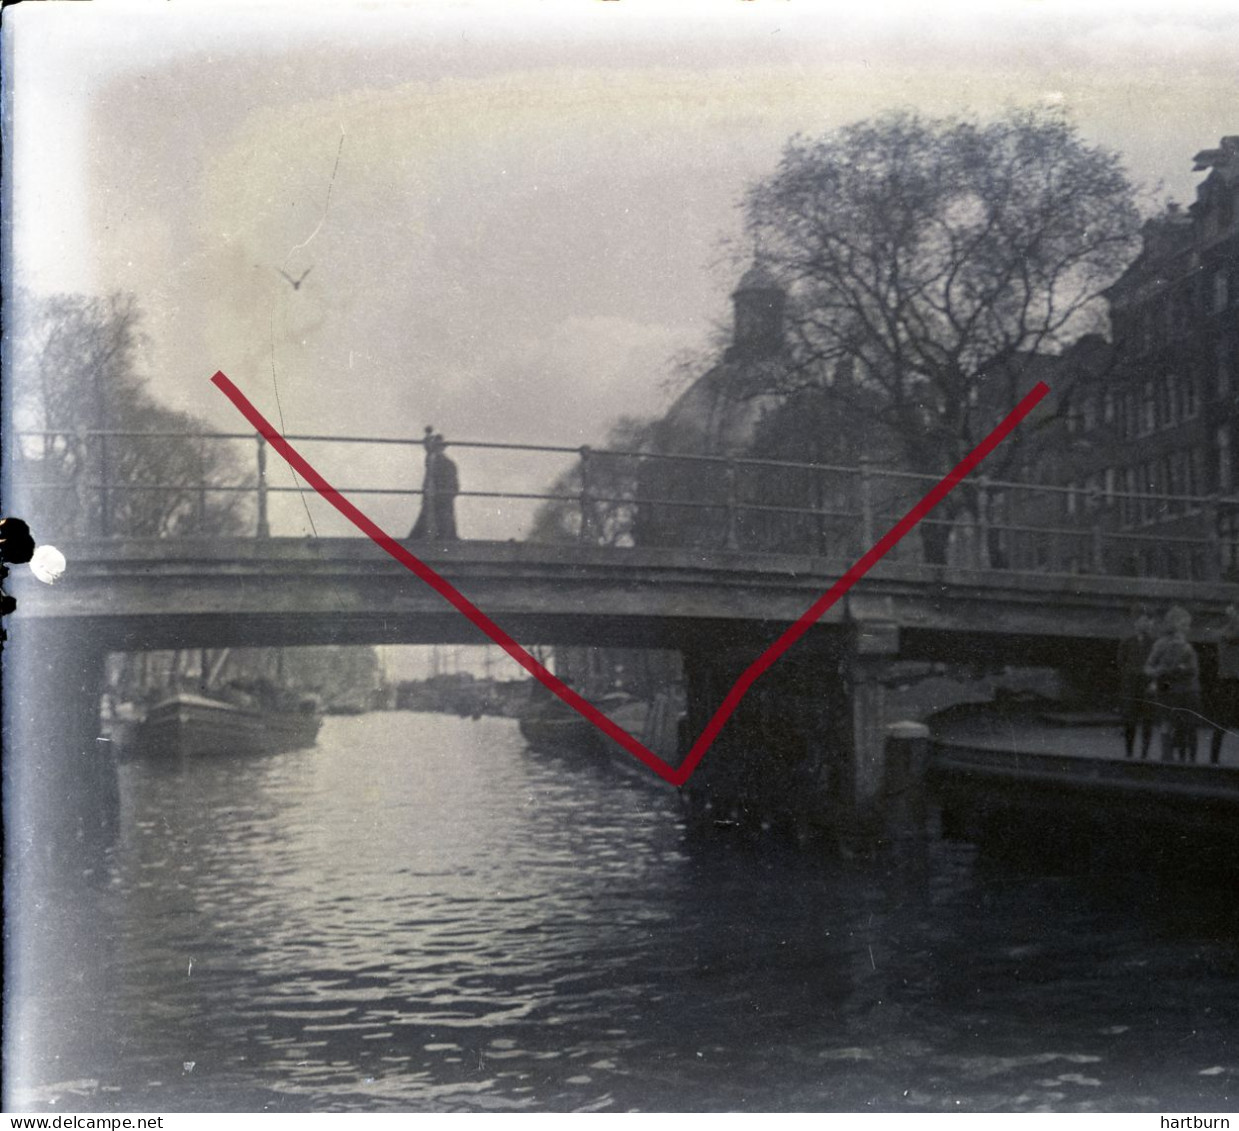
[1159,456,1173,518]
[1170,450,1193,514]
[1184,370,1200,419]
[1221,424,1234,494]
[1159,375,1176,428]
[1221,511,1239,580]
[1189,448,1206,508]
[1122,466,1138,528]
[1104,466,1117,503]
[1142,381,1157,435]
[1175,290,1193,337]
[1214,270,1230,313]
[1066,481,1078,517]
[1146,461,1166,525]
[1219,338,1234,398]
[1082,396,1098,432]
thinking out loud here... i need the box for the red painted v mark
[212,371,1048,786]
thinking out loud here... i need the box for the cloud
[492,315,704,444]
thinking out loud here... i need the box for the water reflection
[8,712,1238,1112]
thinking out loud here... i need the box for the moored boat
[519,683,684,771]
[928,693,1126,759]
[138,686,322,758]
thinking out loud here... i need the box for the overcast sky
[7,0,1238,540]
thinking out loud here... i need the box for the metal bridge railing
[9,428,1239,583]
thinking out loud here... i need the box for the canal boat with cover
[138,680,322,758]
[519,681,684,770]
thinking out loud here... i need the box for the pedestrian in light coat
[1144,605,1202,763]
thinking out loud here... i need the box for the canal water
[8,711,1238,1112]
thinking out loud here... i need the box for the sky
[6,0,1238,541]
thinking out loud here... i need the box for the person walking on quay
[1209,603,1239,765]
[408,428,461,541]
[1117,606,1157,759]
[1144,605,1202,764]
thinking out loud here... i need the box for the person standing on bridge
[408,429,460,542]
[1144,605,1202,763]
[1117,607,1156,759]
[1208,603,1239,765]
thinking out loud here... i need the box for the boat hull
[139,694,322,758]
[519,688,682,772]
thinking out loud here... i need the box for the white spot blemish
[30,545,66,584]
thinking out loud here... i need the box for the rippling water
[8,711,1238,1112]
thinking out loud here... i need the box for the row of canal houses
[633,137,1239,582]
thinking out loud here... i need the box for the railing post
[69,432,85,537]
[1206,494,1222,581]
[724,459,740,551]
[976,474,989,568]
[98,432,112,537]
[1089,515,1105,575]
[858,456,874,552]
[197,436,208,531]
[424,443,439,540]
[813,463,829,557]
[578,445,595,544]
[255,434,270,539]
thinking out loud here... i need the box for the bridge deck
[11,538,1236,656]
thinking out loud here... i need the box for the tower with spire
[725,261,786,362]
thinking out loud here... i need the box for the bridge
[5,427,1239,867]
[10,537,1235,657]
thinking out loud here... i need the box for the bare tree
[13,292,253,538]
[742,109,1142,560]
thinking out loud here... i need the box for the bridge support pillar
[840,654,888,841]
[678,621,901,849]
[838,621,901,844]
[679,639,839,843]
[5,623,117,889]
[880,721,931,845]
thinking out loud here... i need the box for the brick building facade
[1022,136,1239,580]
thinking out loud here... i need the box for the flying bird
[277,266,313,291]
